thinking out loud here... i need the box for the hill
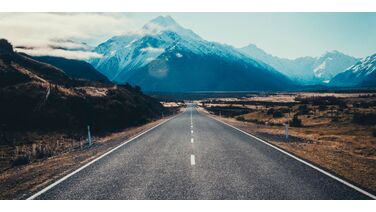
[31,55,110,83]
[0,39,166,139]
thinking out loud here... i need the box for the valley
[0,13,375,200]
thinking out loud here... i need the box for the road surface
[32,105,373,199]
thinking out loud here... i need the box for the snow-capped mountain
[239,44,358,84]
[330,53,376,87]
[90,16,295,92]
[312,51,359,82]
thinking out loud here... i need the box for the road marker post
[87,125,92,147]
[285,114,289,141]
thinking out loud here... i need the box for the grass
[200,92,376,193]
[0,114,179,199]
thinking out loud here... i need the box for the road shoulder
[0,115,177,200]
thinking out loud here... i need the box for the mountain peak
[143,15,180,31]
[142,15,201,40]
[244,43,258,49]
[320,50,350,58]
[148,15,178,28]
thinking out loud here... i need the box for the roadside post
[285,114,289,141]
[87,125,92,147]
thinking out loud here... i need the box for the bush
[236,116,245,121]
[318,105,327,111]
[331,116,339,122]
[352,113,376,126]
[290,115,302,127]
[266,108,274,115]
[298,104,309,115]
[11,155,30,167]
[272,110,284,118]
[267,108,288,118]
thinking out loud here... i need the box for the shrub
[331,116,339,122]
[11,155,30,167]
[266,108,274,115]
[267,108,289,118]
[318,105,327,111]
[298,104,309,115]
[272,110,284,118]
[290,115,302,127]
[236,116,245,121]
[352,113,376,126]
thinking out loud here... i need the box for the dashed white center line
[190,155,195,165]
[191,130,193,134]
[191,138,194,143]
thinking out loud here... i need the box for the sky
[0,13,375,59]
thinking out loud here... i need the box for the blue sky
[127,13,376,59]
[1,13,375,59]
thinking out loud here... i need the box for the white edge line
[27,113,181,200]
[205,113,376,200]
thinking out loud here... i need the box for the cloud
[140,47,165,53]
[15,47,103,60]
[0,13,137,59]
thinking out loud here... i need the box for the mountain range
[6,15,375,91]
[239,44,359,85]
[330,53,376,87]
[89,16,296,92]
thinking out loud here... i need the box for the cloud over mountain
[0,13,136,59]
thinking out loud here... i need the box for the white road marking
[191,130,193,134]
[207,114,376,200]
[27,114,181,200]
[191,138,194,143]
[191,155,195,165]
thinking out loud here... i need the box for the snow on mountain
[240,44,358,84]
[312,51,359,81]
[239,44,316,83]
[330,53,376,87]
[89,16,294,92]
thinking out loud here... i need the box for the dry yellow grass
[0,116,172,199]
[199,93,376,193]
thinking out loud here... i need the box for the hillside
[30,56,110,83]
[0,39,166,139]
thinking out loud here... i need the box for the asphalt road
[33,105,373,199]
